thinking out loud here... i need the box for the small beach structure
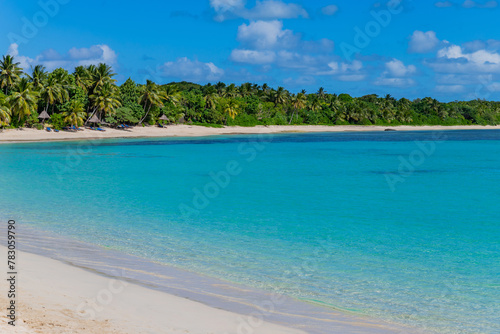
[88,114,101,125]
[38,111,50,124]
[158,115,169,128]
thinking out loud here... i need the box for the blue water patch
[0,130,499,333]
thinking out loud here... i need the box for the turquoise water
[0,130,499,333]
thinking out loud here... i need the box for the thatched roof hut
[88,115,101,123]
[38,111,50,119]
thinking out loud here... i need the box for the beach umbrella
[38,110,50,120]
[38,110,50,125]
[159,115,168,121]
[88,114,101,124]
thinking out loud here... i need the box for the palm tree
[317,87,326,100]
[0,94,11,127]
[0,55,23,95]
[40,76,66,114]
[27,65,47,91]
[224,99,239,123]
[204,86,218,110]
[62,100,86,127]
[271,87,288,106]
[89,81,121,121]
[138,80,165,124]
[309,96,322,113]
[7,78,39,122]
[88,63,116,95]
[215,82,226,96]
[289,92,306,124]
[163,85,179,106]
[223,84,237,98]
[73,66,91,92]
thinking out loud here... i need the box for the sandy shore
[0,246,307,334]
[0,124,499,143]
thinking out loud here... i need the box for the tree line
[0,55,499,130]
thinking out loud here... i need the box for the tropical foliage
[0,55,499,130]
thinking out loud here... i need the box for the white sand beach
[0,246,307,334]
[0,124,499,143]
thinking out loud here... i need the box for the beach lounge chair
[97,127,106,132]
[46,127,52,132]
[124,124,133,129]
[54,129,59,133]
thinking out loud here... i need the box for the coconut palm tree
[73,66,91,92]
[215,82,226,96]
[27,65,47,91]
[224,99,239,123]
[62,100,86,127]
[204,86,218,110]
[0,94,11,127]
[271,87,288,106]
[7,78,39,122]
[89,81,121,121]
[138,80,165,124]
[289,92,306,124]
[163,85,179,106]
[223,84,238,98]
[309,96,322,113]
[0,55,23,95]
[40,76,65,114]
[317,87,326,100]
[88,63,116,95]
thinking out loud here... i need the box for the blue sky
[2,0,500,101]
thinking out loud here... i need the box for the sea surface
[0,130,499,333]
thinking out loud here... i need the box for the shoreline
[1,124,499,144]
[0,246,306,334]
[0,225,422,334]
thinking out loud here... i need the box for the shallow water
[1,130,499,333]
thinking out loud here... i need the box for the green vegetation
[0,55,499,130]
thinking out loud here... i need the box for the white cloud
[67,45,117,67]
[237,20,296,49]
[160,57,224,82]
[374,77,416,86]
[321,5,339,16]
[283,76,316,86]
[435,1,454,7]
[374,59,416,87]
[230,49,276,64]
[462,0,497,8]
[429,44,500,73]
[487,82,500,91]
[211,0,308,21]
[209,0,245,11]
[435,84,466,93]
[5,43,117,71]
[7,43,34,70]
[315,60,366,81]
[409,31,440,53]
[385,59,417,77]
